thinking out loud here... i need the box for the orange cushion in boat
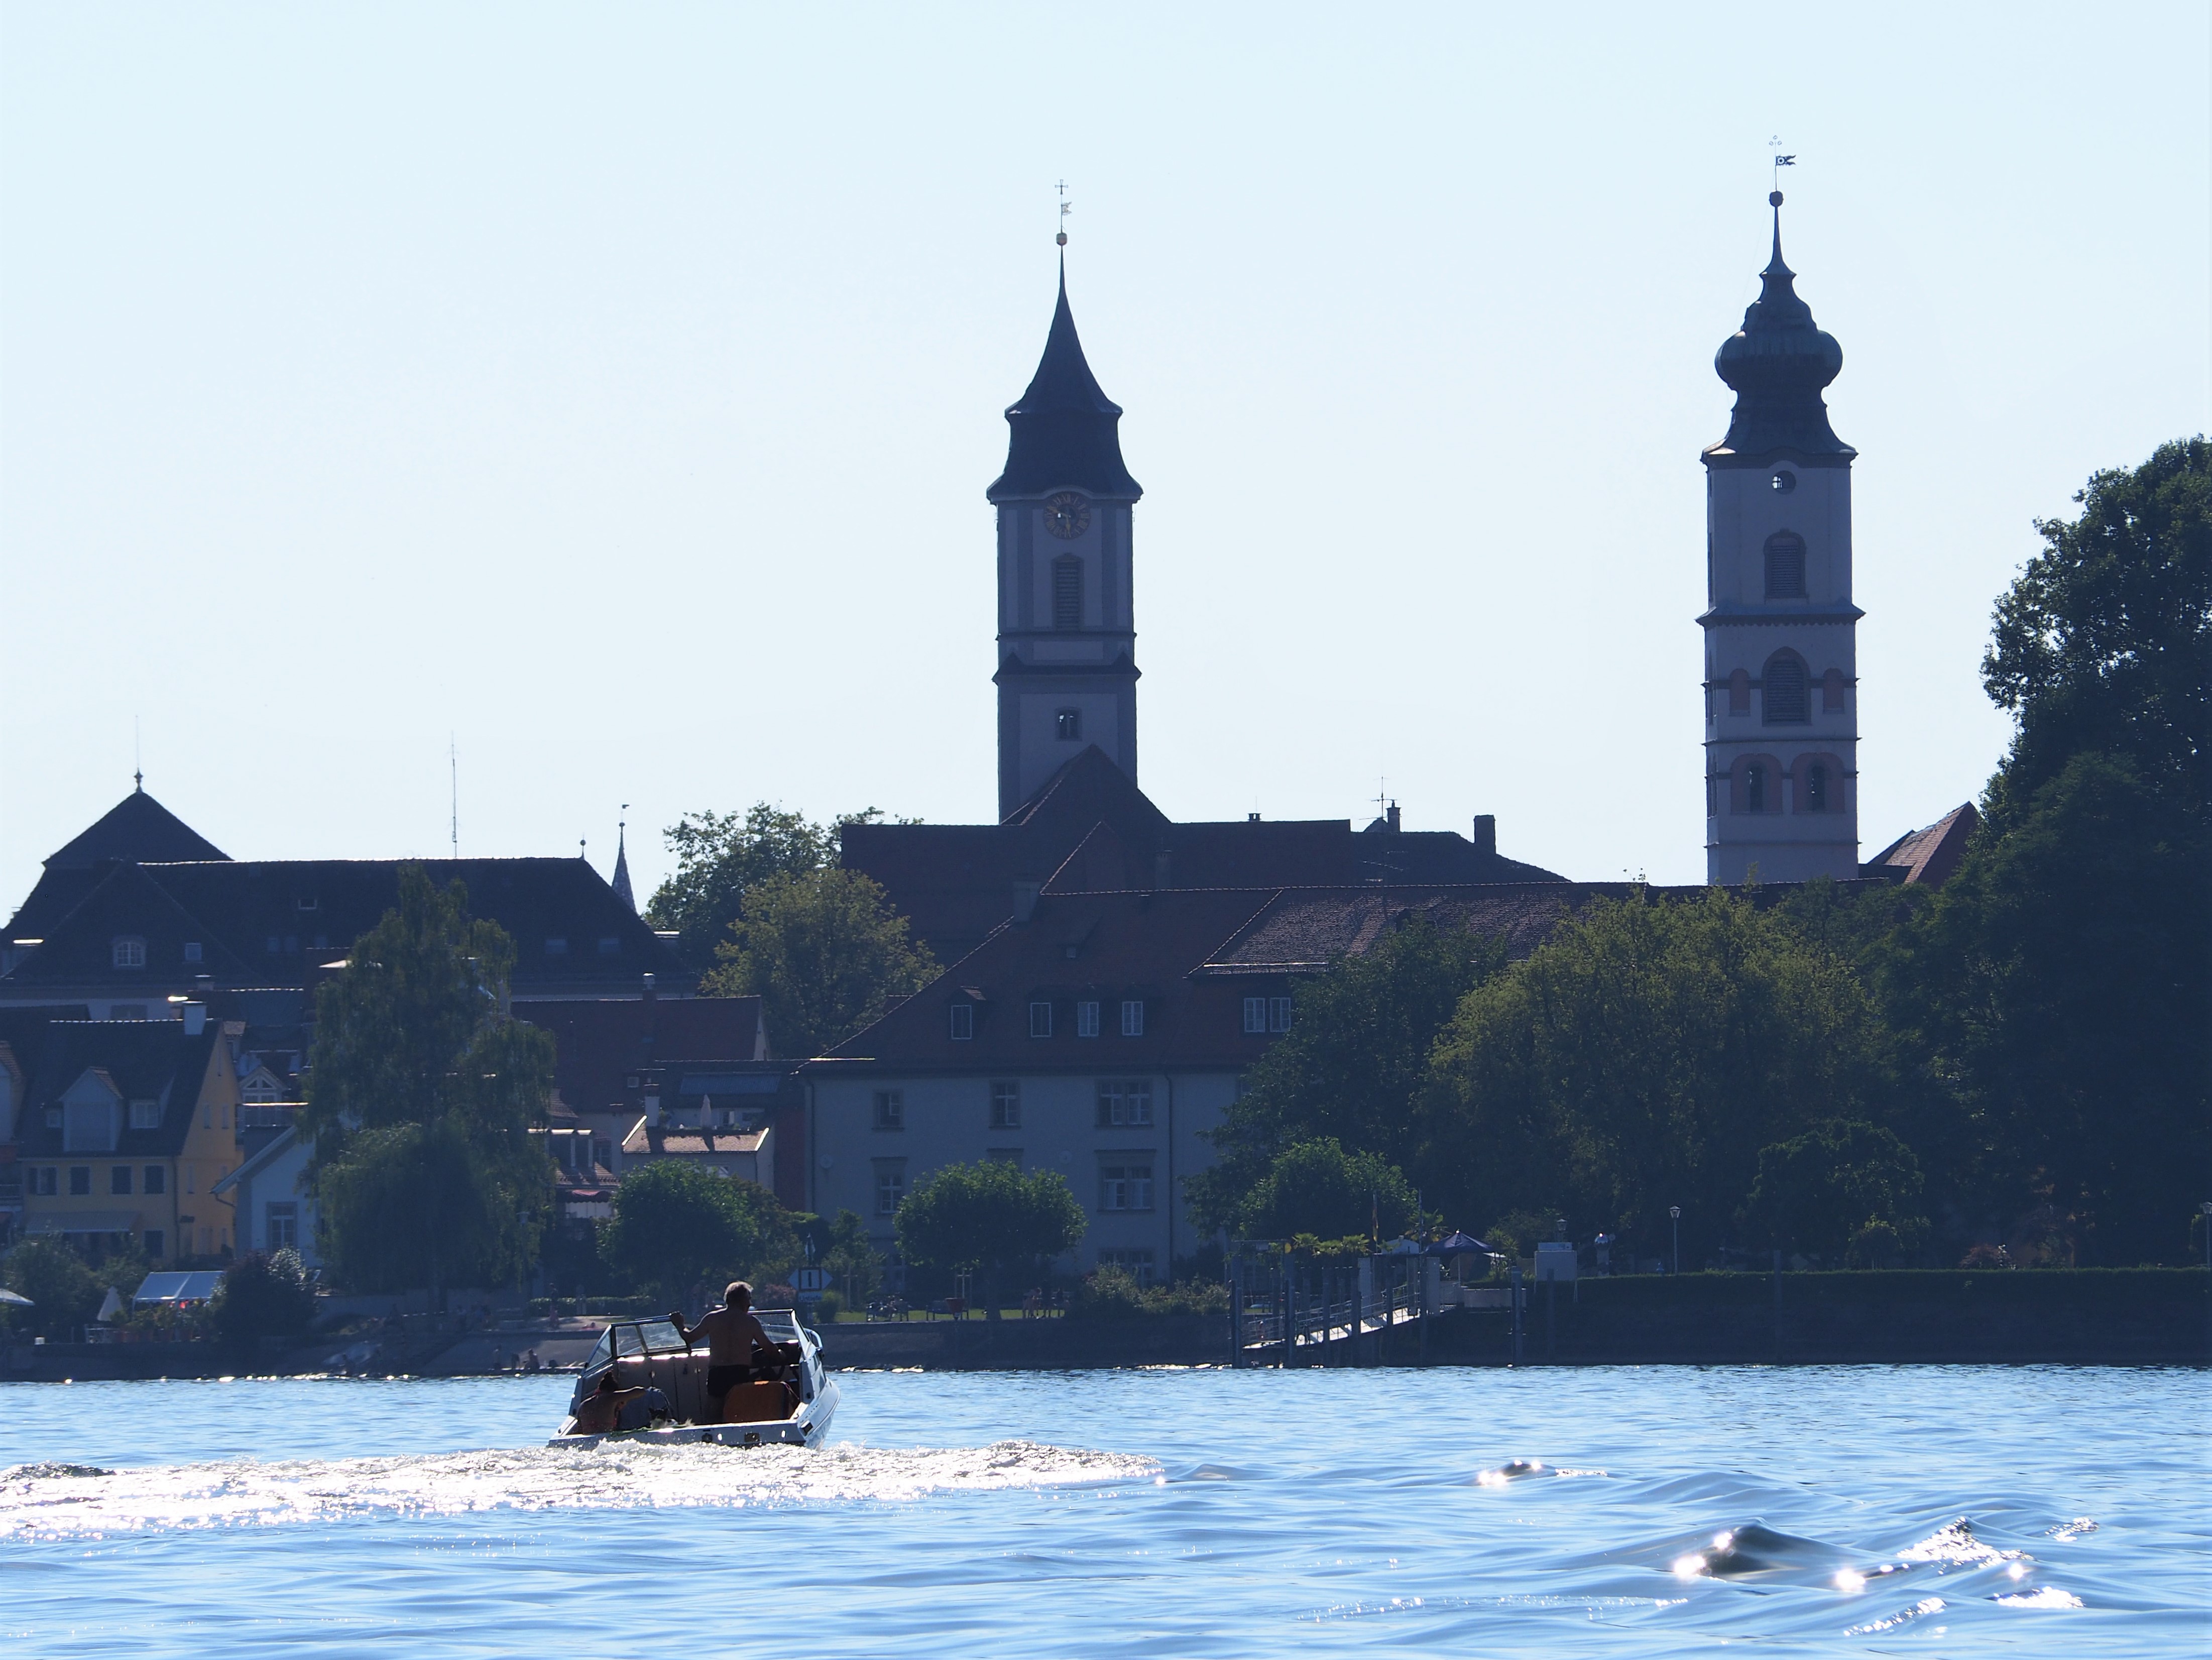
[722,1380,790,1423]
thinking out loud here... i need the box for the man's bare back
[673,1282,782,1374]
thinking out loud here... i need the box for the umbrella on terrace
[1430,1232,1491,1256]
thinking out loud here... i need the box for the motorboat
[547,1310,839,1450]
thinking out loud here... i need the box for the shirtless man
[671,1282,784,1413]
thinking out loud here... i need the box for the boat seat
[722,1379,794,1423]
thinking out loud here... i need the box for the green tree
[1422,889,1884,1267]
[1741,1120,1929,1266]
[1882,753,2209,1263]
[3,1239,102,1339]
[602,1161,798,1306]
[1232,1137,1422,1243]
[1983,436,2209,833]
[645,804,902,971]
[207,1249,318,1352]
[821,1208,885,1307]
[304,866,556,1303]
[1187,917,1506,1235]
[701,867,937,1057]
[894,1160,1086,1318]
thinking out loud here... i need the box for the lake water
[1,1365,2202,1656]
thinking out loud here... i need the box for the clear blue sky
[3,3,2205,911]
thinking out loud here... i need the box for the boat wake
[0,1440,1160,1540]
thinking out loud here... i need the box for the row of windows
[543,936,623,956]
[23,1163,172,1196]
[1719,753,1849,816]
[873,1080,1156,1132]
[1720,656,1848,726]
[870,1162,1154,1216]
[948,999,1147,1040]
[1242,998,1294,1034]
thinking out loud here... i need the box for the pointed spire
[986,261,1142,503]
[1707,189,1853,465]
[611,819,635,913]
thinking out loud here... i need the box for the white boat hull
[548,1375,839,1451]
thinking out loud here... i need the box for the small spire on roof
[611,809,636,912]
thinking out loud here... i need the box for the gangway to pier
[1228,1250,1489,1367]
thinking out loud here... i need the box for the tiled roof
[985,268,1142,503]
[41,790,228,871]
[1862,803,1978,888]
[513,995,768,1111]
[621,1124,769,1158]
[12,1020,226,1159]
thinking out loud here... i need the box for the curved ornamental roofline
[987,263,1142,503]
[1704,192,1854,468]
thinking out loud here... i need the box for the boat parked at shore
[547,1311,837,1449]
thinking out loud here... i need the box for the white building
[1703,191,1863,884]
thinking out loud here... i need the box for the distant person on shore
[672,1282,785,1413]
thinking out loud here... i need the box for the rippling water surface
[1,1364,2201,1655]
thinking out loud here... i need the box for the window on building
[1097,1248,1157,1285]
[1770,470,1798,495]
[1076,1001,1100,1038]
[874,1163,906,1216]
[111,936,146,969]
[1056,708,1082,741]
[990,1081,1020,1129]
[1052,555,1082,629]
[267,1202,299,1251]
[1243,997,1267,1034]
[129,1099,160,1129]
[1096,1079,1154,1128]
[872,1089,904,1131]
[110,1165,132,1195]
[1764,532,1807,599]
[266,935,281,955]
[1746,760,1768,814]
[69,1166,90,1196]
[43,1107,60,1129]
[143,1229,164,1258]
[1806,762,1829,812]
[145,1165,167,1194]
[544,937,569,956]
[1028,1001,1054,1038]
[182,941,203,963]
[1119,1000,1145,1037]
[948,1003,974,1040]
[33,1167,57,1196]
[1270,997,1293,1033]
[1099,1164,1154,1212]
[65,1101,118,1153]
[1762,654,1808,724]
[598,936,620,956]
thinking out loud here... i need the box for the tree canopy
[895,1160,1086,1314]
[645,803,898,970]
[1231,1138,1422,1245]
[305,866,555,1299]
[1741,1120,1928,1266]
[602,1160,799,1306]
[700,866,937,1058]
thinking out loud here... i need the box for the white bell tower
[987,258,1142,820]
[1703,191,1862,885]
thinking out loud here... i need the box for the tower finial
[1056,179,1070,248]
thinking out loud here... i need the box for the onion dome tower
[987,254,1143,820]
[1701,192,1863,884]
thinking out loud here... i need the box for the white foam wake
[0,1440,1159,1540]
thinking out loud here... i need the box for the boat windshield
[756,1310,801,1342]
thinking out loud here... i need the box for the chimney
[181,1002,207,1037]
[1386,802,1401,833]
[1011,881,1040,924]
[1472,815,1496,857]
[642,1082,663,1127]
[641,971,656,1003]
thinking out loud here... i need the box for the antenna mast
[449,736,458,857]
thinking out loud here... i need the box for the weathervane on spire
[1768,136,1796,206]
[1056,179,1071,248]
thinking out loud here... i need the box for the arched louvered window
[1763,653,1808,724]
[1806,763,1828,812]
[1053,555,1082,629]
[1764,531,1806,599]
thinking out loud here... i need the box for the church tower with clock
[988,262,1144,819]
[1702,192,1863,885]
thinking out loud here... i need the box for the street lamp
[1669,1206,1682,1276]
[2200,1201,2212,1270]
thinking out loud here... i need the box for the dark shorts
[708,1365,747,1398]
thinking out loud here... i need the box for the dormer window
[182,941,203,963]
[598,937,620,956]
[545,937,569,956]
[948,1003,974,1041]
[1056,709,1082,741]
[296,896,319,912]
[112,937,146,969]
[130,1099,161,1129]
[1028,1001,1054,1038]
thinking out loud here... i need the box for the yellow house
[15,1009,243,1263]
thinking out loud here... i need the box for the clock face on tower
[1043,492,1091,539]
